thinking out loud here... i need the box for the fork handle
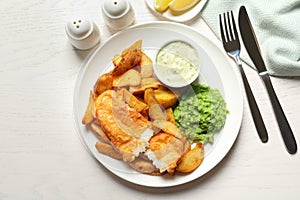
[260,73,297,154]
[238,64,269,143]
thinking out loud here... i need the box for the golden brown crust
[147,132,185,174]
[176,143,204,173]
[154,87,178,108]
[94,90,151,163]
[112,49,142,76]
[94,72,113,97]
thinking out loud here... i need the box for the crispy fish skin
[94,90,152,162]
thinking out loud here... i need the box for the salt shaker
[102,0,135,30]
[65,19,101,50]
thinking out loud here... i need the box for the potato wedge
[152,120,182,139]
[112,49,142,76]
[95,141,123,160]
[154,87,178,108]
[112,54,122,67]
[113,40,142,67]
[129,77,162,94]
[122,40,142,56]
[94,72,113,97]
[91,122,110,144]
[112,69,141,87]
[166,108,176,124]
[127,157,160,175]
[144,88,166,120]
[177,139,191,164]
[176,143,204,173]
[141,77,162,86]
[121,88,148,112]
[148,104,167,121]
[144,88,159,106]
[82,91,95,124]
[140,51,154,78]
[140,109,149,120]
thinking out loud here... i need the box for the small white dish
[65,19,100,50]
[145,0,208,22]
[154,63,200,88]
[154,40,201,88]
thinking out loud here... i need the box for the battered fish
[95,90,153,162]
[145,132,186,174]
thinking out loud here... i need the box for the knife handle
[238,64,268,143]
[261,73,297,154]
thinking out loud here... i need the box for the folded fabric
[201,0,300,77]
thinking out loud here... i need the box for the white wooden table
[1,0,299,199]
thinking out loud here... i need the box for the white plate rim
[144,0,208,22]
[73,21,243,187]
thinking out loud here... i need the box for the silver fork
[219,11,268,143]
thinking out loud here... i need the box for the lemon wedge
[169,0,201,12]
[154,0,173,12]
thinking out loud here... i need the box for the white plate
[145,0,208,22]
[73,22,243,187]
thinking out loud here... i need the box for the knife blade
[238,5,297,154]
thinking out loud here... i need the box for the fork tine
[227,11,234,41]
[231,11,239,40]
[219,14,226,43]
[223,13,230,42]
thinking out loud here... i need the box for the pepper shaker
[65,19,101,50]
[102,0,135,30]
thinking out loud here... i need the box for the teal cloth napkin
[201,0,300,77]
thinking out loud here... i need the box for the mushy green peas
[174,83,229,144]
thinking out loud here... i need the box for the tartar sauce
[155,41,200,87]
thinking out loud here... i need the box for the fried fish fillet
[145,132,185,174]
[94,90,153,162]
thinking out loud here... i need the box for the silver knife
[238,6,297,154]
